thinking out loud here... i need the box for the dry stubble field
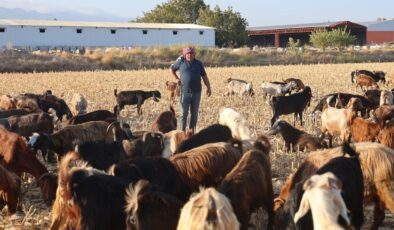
[0,62,394,229]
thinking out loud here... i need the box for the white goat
[294,172,350,230]
[225,79,254,97]
[219,107,251,140]
[177,187,240,230]
[261,81,298,101]
[380,90,394,106]
[320,97,360,147]
[70,93,88,116]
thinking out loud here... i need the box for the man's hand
[206,88,212,97]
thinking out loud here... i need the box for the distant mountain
[0,7,133,22]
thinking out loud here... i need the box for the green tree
[330,27,356,50]
[287,37,300,54]
[309,29,332,51]
[135,0,207,24]
[199,6,248,47]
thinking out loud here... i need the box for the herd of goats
[0,68,394,230]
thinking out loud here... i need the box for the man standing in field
[170,47,211,133]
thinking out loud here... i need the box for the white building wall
[0,25,215,48]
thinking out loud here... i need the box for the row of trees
[134,0,248,47]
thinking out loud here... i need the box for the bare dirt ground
[0,62,393,229]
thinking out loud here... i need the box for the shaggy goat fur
[125,180,183,230]
[177,187,240,230]
[170,140,243,192]
[70,93,88,116]
[219,141,274,230]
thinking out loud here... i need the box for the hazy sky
[1,0,393,26]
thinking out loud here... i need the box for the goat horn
[106,121,120,133]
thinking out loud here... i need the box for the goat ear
[303,178,313,191]
[294,193,310,224]
[328,177,342,190]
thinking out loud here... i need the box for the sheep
[177,187,240,230]
[219,135,274,230]
[73,131,164,170]
[110,157,191,202]
[320,97,362,147]
[151,106,177,134]
[49,153,131,230]
[70,93,88,116]
[219,107,252,140]
[356,74,379,91]
[125,180,183,230]
[293,172,351,230]
[261,81,298,101]
[269,119,326,151]
[28,120,132,160]
[2,112,53,139]
[274,142,394,229]
[351,116,381,142]
[174,124,232,154]
[0,126,57,205]
[378,120,394,148]
[380,89,394,106]
[170,140,243,192]
[166,81,180,106]
[225,78,254,97]
[270,86,312,126]
[0,164,21,214]
[114,89,161,116]
[162,130,193,158]
[65,109,117,125]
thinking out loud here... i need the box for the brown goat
[166,81,180,106]
[283,78,305,92]
[219,136,274,230]
[151,106,177,134]
[275,142,394,230]
[378,120,394,148]
[374,105,394,127]
[356,74,379,91]
[0,95,16,110]
[351,116,381,142]
[0,164,21,214]
[170,140,243,192]
[0,126,57,204]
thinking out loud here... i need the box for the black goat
[270,86,312,126]
[269,119,326,151]
[312,92,376,117]
[110,157,191,202]
[0,109,32,119]
[174,123,232,154]
[3,112,53,139]
[114,89,161,116]
[66,109,117,125]
[73,131,164,171]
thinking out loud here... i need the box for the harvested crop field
[1,62,394,229]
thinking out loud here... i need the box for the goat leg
[371,200,385,230]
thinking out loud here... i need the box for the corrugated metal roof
[247,21,342,31]
[358,20,394,31]
[0,19,214,30]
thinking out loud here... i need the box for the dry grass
[1,62,394,229]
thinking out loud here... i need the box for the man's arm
[202,75,212,97]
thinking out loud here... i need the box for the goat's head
[152,91,161,102]
[107,121,134,141]
[28,133,51,157]
[268,119,286,135]
[38,172,58,205]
